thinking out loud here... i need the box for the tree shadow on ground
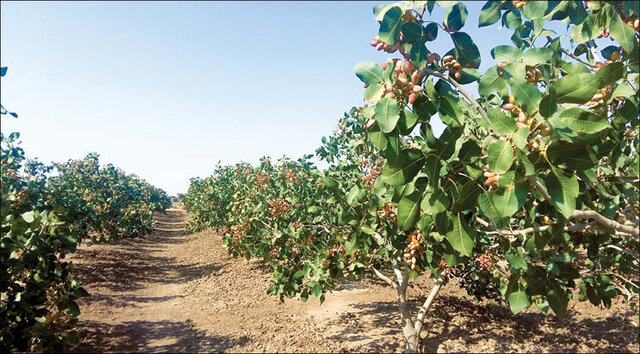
[325,295,637,353]
[72,319,250,353]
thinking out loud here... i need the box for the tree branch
[419,68,493,129]
[475,216,549,238]
[571,210,639,238]
[600,245,640,260]
[392,264,419,353]
[529,176,553,204]
[561,48,597,68]
[372,266,398,290]
[414,277,444,334]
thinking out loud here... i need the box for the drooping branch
[419,68,493,129]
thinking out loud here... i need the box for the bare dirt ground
[69,208,639,353]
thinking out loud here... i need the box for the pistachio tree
[355,0,638,350]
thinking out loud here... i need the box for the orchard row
[184,1,639,352]
[1,70,171,351]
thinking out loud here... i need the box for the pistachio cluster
[511,0,527,9]
[370,36,402,53]
[441,54,462,80]
[477,251,498,271]
[403,229,425,271]
[267,198,291,218]
[585,84,612,109]
[362,164,383,189]
[525,67,542,83]
[284,168,298,183]
[230,220,250,243]
[255,173,268,189]
[482,163,501,189]
[379,58,422,104]
[377,202,398,225]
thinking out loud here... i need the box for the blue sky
[2,1,527,195]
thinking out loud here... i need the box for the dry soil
[69,208,639,353]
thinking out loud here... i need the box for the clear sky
[2,1,522,196]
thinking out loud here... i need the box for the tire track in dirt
[69,207,639,353]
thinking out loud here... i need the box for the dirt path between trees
[69,208,639,353]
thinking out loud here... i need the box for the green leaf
[345,236,358,255]
[438,96,462,127]
[381,149,426,186]
[506,253,529,271]
[570,15,600,43]
[346,185,360,206]
[450,179,482,213]
[491,45,522,63]
[487,140,514,174]
[522,48,553,66]
[444,2,468,32]
[600,45,619,60]
[547,108,610,139]
[398,110,419,134]
[547,280,569,318]
[509,77,542,115]
[561,61,592,75]
[65,301,81,317]
[479,1,502,27]
[516,149,534,176]
[21,211,35,223]
[445,213,475,256]
[401,22,424,42]
[547,140,598,170]
[424,154,441,186]
[508,286,531,314]
[421,187,450,214]
[374,97,401,133]
[424,22,438,41]
[609,11,638,54]
[479,67,508,97]
[355,62,383,85]
[503,10,522,29]
[435,125,463,160]
[378,6,403,47]
[552,73,598,104]
[539,91,557,118]
[451,32,481,69]
[491,171,526,217]
[398,191,422,231]
[478,190,502,220]
[522,1,547,20]
[364,83,384,104]
[512,128,529,150]
[545,170,579,219]
[368,123,388,151]
[487,107,516,135]
[611,82,635,99]
[595,62,625,88]
[458,68,482,85]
